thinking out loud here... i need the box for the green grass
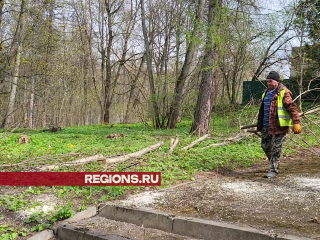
[0,104,319,234]
[0,107,264,178]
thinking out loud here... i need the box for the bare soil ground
[150,148,320,239]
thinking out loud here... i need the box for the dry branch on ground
[169,138,179,153]
[40,154,105,170]
[182,134,209,150]
[103,141,164,166]
[202,133,249,149]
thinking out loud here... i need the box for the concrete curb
[27,230,54,240]
[63,206,97,223]
[54,223,134,240]
[98,204,314,240]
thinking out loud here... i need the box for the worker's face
[266,79,278,90]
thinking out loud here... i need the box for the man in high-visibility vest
[257,71,302,178]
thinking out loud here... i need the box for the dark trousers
[261,128,286,173]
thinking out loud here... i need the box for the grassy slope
[0,105,319,237]
[0,106,264,184]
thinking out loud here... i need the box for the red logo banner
[0,172,161,186]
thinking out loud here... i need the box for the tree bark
[141,0,161,128]
[103,2,114,124]
[4,0,25,128]
[29,76,35,128]
[124,54,145,123]
[167,0,205,129]
[190,0,218,136]
[0,0,5,92]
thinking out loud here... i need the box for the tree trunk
[0,0,5,92]
[102,0,126,124]
[124,54,145,123]
[103,3,113,124]
[29,76,35,128]
[140,0,161,128]
[167,0,205,129]
[190,0,218,136]
[4,0,25,128]
[98,1,105,123]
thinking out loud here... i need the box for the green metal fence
[242,79,320,105]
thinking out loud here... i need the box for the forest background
[0,0,319,134]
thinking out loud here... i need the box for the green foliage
[0,225,27,240]
[295,0,320,79]
[77,200,88,212]
[24,211,52,233]
[23,187,46,196]
[0,104,319,213]
[25,211,47,224]
[30,224,51,232]
[48,204,75,223]
[0,195,28,211]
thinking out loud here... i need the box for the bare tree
[0,0,5,92]
[190,0,219,135]
[3,0,26,128]
[141,0,161,127]
[251,3,295,81]
[167,0,205,129]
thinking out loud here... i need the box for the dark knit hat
[266,71,280,82]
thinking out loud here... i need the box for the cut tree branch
[40,154,105,171]
[202,133,248,149]
[182,134,209,150]
[169,137,179,153]
[104,141,164,165]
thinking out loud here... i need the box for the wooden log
[169,138,179,153]
[240,124,257,130]
[202,142,230,149]
[202,134,244,149]
[40,154,105,170]
[300,107,320,117]
[104,141,164,165]
[182,134,209,150]
[169,138,174,149]
[246,129,261,137]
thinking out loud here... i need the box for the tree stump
[19,135,31,144]
[49,125,61,133]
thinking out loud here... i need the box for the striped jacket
[257,83,300,135]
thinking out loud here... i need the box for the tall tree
[295,0,320,79]
[190,0,219,135]
[167,0,205,129]
[0,0,5,92]
[217,1,257,106]
[3,0,26,128]
[141,0,161,127]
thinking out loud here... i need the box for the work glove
[292,123,302,134]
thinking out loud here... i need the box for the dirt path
[116,148,320,239]
[152,149,320,239]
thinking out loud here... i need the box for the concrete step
[54,216,202,240]
[52,204,313,240]
[97,204,314,240]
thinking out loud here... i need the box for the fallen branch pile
[202,133,249,149]
[38,141,164,171]
[240,106,320,154]
[169,138,179,153]
[182,134,209,150]
[240,107,320,132]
